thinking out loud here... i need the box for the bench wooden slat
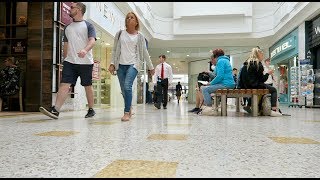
[211,88,271,117]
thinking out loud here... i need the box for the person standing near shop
[0,56,21,111]
[39,2,97,119]
[153,55,173,109]
[108,12,155,121]
[263,58,276,87]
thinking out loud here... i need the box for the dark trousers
[247,84,277,107]
[146,91,153,103]
[156,78,168,107]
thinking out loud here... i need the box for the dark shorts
[61,61,93,86]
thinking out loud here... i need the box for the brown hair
[159,54,166,59]
[212,48,225,58]
[125,12,140,31]
[74,2,86,15]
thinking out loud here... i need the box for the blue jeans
[117,64,138,113]
[201,84,235,106]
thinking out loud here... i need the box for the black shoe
[39,106,59,119]
[154,104,161,109]
[195,108,202,115]
[85,108,96,118]
[243,106,252,114]
[163,106,167,109]
[188,107,200,112]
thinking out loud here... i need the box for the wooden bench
[211,89,269,117]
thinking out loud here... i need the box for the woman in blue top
[199,48,235,115]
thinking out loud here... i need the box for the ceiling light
[187,55,189,57]
[167,50,170,53]
[96,37,101,40]
[105,43,110,46]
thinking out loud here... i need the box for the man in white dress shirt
[153,55,173,109]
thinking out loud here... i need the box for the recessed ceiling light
[105,43,110,46]
[167,50,170,53]
[187,55,189,57]
[96,37,101,40]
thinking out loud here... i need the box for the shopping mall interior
[0,2,320,178]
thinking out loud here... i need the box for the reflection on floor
[0,101,319,178]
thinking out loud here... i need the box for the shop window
[0,2,28,72]
[53,2,71,93]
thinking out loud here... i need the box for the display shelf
[289,66,299,107]
[299,59,314,107]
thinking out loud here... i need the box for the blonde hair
[246,47,263,70]
[125,12,140,31]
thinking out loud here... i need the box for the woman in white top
[108,12,155,122]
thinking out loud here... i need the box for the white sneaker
[270,110,282,117]
[199,106,219,116]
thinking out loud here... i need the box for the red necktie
[161,63,164,79]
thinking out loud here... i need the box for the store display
[299,59,314,106]
[314,69,320,105]
[289,66,299,105]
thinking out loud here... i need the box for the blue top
[209,55,235,88]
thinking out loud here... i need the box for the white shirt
[153,62,173,84]
[63,20,96,64]
[119,30,138,65]
[263,65,273,85]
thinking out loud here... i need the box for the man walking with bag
[153,55,173,109]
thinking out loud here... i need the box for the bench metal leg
[221,95,227,116]
[213,95,218,111]
[236,97,240,112]
[0,97,2,112]
[252,95,258,117]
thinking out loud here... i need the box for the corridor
[0,101,319,178]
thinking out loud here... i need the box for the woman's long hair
[246,47,263,71]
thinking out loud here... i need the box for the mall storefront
[269,28,299,106]
[306,14,320,106]
[52,2,126,111]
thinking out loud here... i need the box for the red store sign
[61,2,73,25]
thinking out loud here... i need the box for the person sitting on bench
[239,47,282,117]
[199,48,235,115]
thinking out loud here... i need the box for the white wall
[173,2,252,18]
[86,2,125,36]
[121,2,320,42]
[298,22,305,60]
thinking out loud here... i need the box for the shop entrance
[277,63,289,104]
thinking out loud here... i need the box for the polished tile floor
[0,101,320,178]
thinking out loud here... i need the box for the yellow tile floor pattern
[166,124,192,127]
[304,120,320,123]
[90,121,118,125]
[147,134,188,141]
[269,137,320,144]
[34,131,79,137]
[94,160,178,178]
[17,119,53,123]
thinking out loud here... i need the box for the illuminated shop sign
[270,36,295,59]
